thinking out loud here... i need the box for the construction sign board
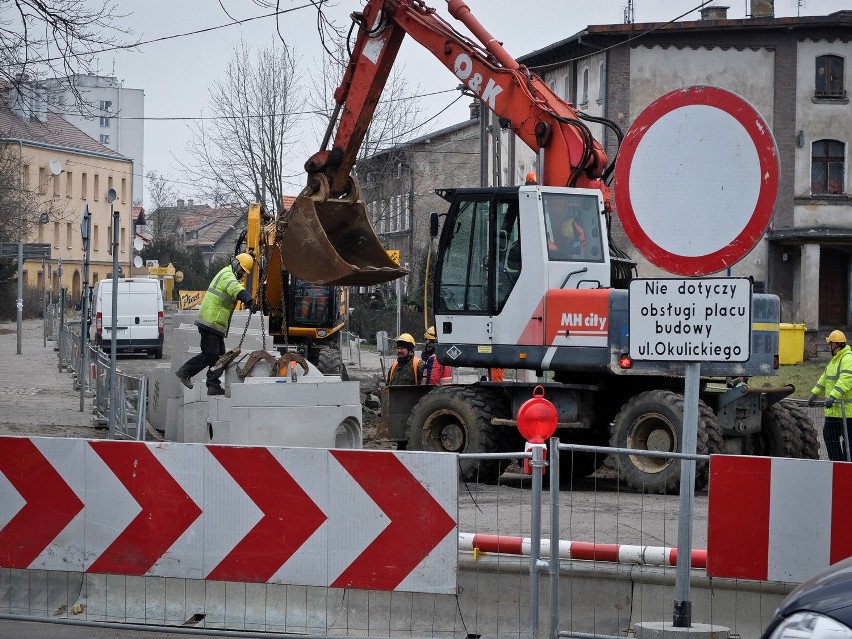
[0,437,459,594]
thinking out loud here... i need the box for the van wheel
[153,346,163,359]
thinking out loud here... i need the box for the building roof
[0,87,129,161]
[518,10,852,65]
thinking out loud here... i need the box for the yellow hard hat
[561,219,575,240]
[396,333,416,349]
[234,253,255,273]
[425,326,437,340]
[827,330,847,344]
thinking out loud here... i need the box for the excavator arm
[281,0,612,286]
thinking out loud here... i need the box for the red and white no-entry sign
[614,86,779,276]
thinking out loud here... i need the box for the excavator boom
[281,0,612,285]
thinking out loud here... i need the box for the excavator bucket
[279,179,409,286]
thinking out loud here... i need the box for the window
[66,223,73,248]
[94,174,99,200]
[581,68,589,105]
[38,167,47,194]
[811,139,845,195]
[100,134,110,144]
[563,77,571,102]
[93,225,99,251]
[65,171,72,198]
[815,55,845,98]
[598,61,606,103]
[120,226,126,252]
[543,193,605,263]
[53,173,60,197]
[22,164,30,189]
[108,176,114,194]
[99,100,112,112]
[99,117,110,127]
[121,178,127,202]
[81,172,88,199]
[53,222,60,248]
[438,197,490,313]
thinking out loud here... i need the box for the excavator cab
[278,175,409,286]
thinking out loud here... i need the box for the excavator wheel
[778,399,820,459]
[313,347,349,380]
[752,400,815,458]
[610,389,719,495]
[406,386,510,484]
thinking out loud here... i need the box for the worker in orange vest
[386,334,425,386]
[421,326,453,385]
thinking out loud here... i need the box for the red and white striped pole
[459,533,707,569]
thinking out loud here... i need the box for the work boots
[207,386,225,396]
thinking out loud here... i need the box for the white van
[92,278,164,358]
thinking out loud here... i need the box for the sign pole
[109,204,119,438]
[673,361,699,627]
[16,242,23,355]
[80,206,91,412]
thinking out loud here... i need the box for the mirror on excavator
[278,174,409,286]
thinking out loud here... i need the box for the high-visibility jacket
[195,265,250,336]
[422,354,453,385]
[387,356,423,386]
[811,344,852,417]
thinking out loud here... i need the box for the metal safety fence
[0,444,803,639]
[340,330,362,370]
[52,317,149,441]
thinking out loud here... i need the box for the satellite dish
[106,188,118,202]
[49,158,62,176]
[133,255,144,268]
[133,237,143,251]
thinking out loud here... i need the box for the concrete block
[635,622,729,639]
[209,419,231,444]
[207,395,231,422]
[182,395,211,443]
[230,405,362,448]
[148,364,174,432]
[234,379,360,407]
[165,395,184,441]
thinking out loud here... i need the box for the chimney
[469,100,480,120]
[187,199,193,206]
[700,5,729,20]
[750,0,774,18]
[177,199,185,207]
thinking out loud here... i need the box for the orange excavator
[274,0,814,492]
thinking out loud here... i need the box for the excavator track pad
[278,175,409,286]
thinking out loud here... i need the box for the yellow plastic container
[778,323,806,365]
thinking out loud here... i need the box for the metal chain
[276,232,289,353]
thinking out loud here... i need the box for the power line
[14,3,318,67]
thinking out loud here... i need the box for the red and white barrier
[459,533,707,568]
[0,436,458,594]
[708,455,852,582]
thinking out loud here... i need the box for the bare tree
[145,170,178,241]
[0,1,132,109]
[0,139,39,243]
[183,41,301,217]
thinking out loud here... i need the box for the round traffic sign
[614,86,779,276]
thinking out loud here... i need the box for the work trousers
[177,327,226,390]
[823,416,850,462]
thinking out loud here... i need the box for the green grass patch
[750,360,824,398]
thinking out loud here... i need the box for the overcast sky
[101,0,849,207]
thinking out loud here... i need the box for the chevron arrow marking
[330,451,456,590]
[87,441,202,575]
[206,446,327,582]
[0,437,84,568]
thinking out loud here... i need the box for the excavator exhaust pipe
[278,174,409,286]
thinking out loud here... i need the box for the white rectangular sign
[629,278,752,362]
